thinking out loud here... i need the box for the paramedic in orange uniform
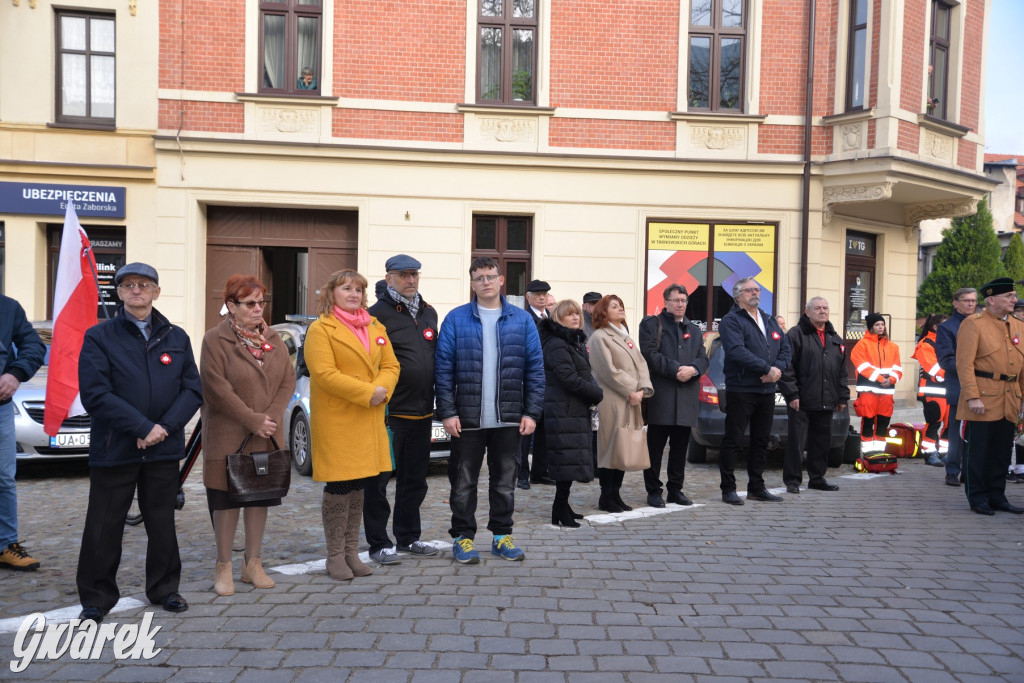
[851,313,902,454]
[911,313,948,466]
[956,277,1024,516]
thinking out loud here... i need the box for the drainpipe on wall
[799,0,817,310]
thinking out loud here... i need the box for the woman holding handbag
[588,295,654,512]
[200,275,296,596]
[304,270,400,581]
[539,300,604,527]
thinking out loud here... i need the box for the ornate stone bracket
[904,198,979,241]
[822,181,894,225]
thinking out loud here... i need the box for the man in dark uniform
[779,296,848,493]
[936,287,977,486]
[639,284,708,508]
[956,277,1024,516]
[519,279,553,488]
[364,254,440,564]
[77,263,203,622]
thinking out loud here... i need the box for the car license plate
[431,425,450,442]
[774,393,785,407]
[50,433,90,448]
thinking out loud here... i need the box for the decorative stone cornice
[822,181,894,225]
[904,198,979,241]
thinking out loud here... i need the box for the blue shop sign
[0,182,126,218]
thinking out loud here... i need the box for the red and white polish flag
[43,201,98,436]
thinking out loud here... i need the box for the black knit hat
[865,313,884,330]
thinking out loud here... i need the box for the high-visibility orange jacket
[911,332,945,398]
[852,332,902,396]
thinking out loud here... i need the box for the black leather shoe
[722,491,744,506]
[78,606,108,624]
[970,503,995,516]
[517,479,531,490]
[666,491,693,506]
[748,490,784,502]
[530,476,556,486]
[808,481,840,491]
[647,493,665,508]
[153,592,189,613]
[785,484,800,494]
[992,502,1024,514]
[945,475,961,487]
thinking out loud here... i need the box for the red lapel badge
[376,336,387,346]
[423,328,435,341]
[771,331,781,340]
[840,344,846,354]
[160,353,172,365]
[262,342,273,351]
[1013,336,1020,346]
[626,340,634,349]
[683,332,691,340]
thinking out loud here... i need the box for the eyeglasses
[233,300,267,309]
[471,274,500,284]
[665,298,688,305]
[740,287,761,294]
[389,271,420,278]
[117,282,155,292]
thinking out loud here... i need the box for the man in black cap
[955,277,1024,515]
[582,291,601,338]
[364,254,440,564]
[519,279,553,487]
[76,262,203,622]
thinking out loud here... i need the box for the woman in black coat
[540,300,604,527]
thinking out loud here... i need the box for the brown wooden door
[307,249,357,315]
[205,246,261,333]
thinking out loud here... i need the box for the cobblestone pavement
[2,411,1024,681]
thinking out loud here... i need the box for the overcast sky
[984,1,1023,154]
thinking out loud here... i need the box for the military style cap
[980,277,1015,297]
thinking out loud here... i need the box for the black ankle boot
[598,489,623,513]
[611,489,632,512]
[566,504,584,520]
[551,500,581,527]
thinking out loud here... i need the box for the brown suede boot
[344,490,373,577]
[213,561,235,596]
[241,554,275,589]
[322,491,353,580]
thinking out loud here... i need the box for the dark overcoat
[538,318,603,482]
[638,311,709,427]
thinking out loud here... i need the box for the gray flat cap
[114,262,159,285]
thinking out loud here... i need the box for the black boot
[597,469,623,512]
[551,499,581,528]
[610,470,632,511]
[566,505,585,520]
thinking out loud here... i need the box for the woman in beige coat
[304,270,400,580]
[589,295,653,512]
[200,275,296,596]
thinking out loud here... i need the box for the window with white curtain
[477,0,537,104]
[259,0,322,95]
[56,11,115,125]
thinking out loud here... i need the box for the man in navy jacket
[76,263,202,623]
[935,287,977,487]
[435,257,544,564]
[717,277,791,505]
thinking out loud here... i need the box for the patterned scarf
[333,305,371,353]
[229,315,268,365]
[386,284,421,319]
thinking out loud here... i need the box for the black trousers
[644,424,691,495]
[718,391,775,493]
[783,408,833,486]
[449,426,520,540]
[518,418,548,481]
[77,460,181,610]
[363,416,431,553]
[963,419,1014,509]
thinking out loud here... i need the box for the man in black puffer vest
[364,255,440,565]
[779,297,849,494]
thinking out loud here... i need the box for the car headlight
[10,401,19,416]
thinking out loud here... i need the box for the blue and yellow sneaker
[451,536,480,564]
[490,535,525,561]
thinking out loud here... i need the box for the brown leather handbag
[226,434,292,503]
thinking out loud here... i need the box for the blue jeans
[0,401,17,548]
[945,406,964,478]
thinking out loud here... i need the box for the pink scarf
[333,305,371,353]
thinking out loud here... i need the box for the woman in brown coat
[200,275,296,596]
[589,295,653,512]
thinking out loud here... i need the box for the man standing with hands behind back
[76,263,203,623]
[955,277,1024,516]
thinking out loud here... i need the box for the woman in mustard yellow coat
[304,269,400,580]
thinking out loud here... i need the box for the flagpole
[68,201,110,320]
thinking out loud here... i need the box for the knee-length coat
[200,319,297,490]
[539,318,604,482]
[304,312,400,482]
[589,325,653,470]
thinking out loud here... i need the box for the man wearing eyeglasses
[717,277,791,505]
[76,262,203,623]
[639,285,708,508]
[435,257,544,564]
[363,254,440,565]
[935,287,977,487]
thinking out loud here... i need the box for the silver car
[272,317,450,476]
[13,323,92,461]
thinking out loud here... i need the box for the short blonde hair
[552,299,582,327]
[317,269,368,316]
